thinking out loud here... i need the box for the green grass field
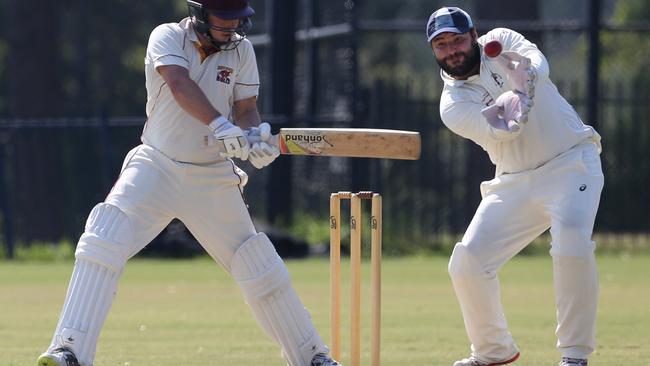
[2,254,649,365]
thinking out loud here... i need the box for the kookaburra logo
[284,134,334,147]
[330,216,337,229]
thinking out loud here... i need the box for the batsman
[36,1,340,365]
[427,7,604,366]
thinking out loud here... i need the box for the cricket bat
[209,128,421,160]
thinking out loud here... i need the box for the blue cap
[426,7,473,42]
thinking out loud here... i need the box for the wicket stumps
[329,191,382,366]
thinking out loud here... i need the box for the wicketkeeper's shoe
[310,353,342,366]
[559,357,588,366]
[452,352,520,366]
[36,347,81,366]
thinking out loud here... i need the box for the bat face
[208,127,422,160]
[276,128,421,160]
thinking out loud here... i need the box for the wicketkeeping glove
[498,51,537,100]
[481,90,533,133]
[209,116,250,160]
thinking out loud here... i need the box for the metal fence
[2,0,650,258]
[2,79,649,258]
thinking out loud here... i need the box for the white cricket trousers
[48,144,256,365]
[448,140,604,362]
[107,144,256,268]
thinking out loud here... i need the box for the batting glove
[209,116,250,160]
[246,122,280,169]
[481,90,533,132]
[245,121,272,142]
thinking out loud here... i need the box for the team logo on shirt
[217,66,233,84]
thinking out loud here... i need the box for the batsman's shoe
[453,352,520,366]
[37,347,81,366]
[559,357,588,366]
[311,353,342,366]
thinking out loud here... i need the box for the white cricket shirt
[439,28,599,176]
[142,17,260,164]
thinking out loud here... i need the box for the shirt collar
[440,68,481,87]
[180,17,222,61]
[179,17,199,43]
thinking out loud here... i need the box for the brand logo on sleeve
[491,72,504,87]
[217,66,233,84]
[481,92,494,106]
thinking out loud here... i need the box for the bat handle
[268,134,280,147]
[249,134,280,148]
[206,132,280,149]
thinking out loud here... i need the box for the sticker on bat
[280,132,334,155]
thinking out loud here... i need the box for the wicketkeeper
[427,7,604,366]
[36,1,340,365]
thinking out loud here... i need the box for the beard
[436,41,480,77]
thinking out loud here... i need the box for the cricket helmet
[187,0,254,49]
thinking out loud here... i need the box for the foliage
[597,1,650,233]
[0,1,186,117]
[6,232,650,263]
[284,212,331,247]
[0,241,75,262]
[601,0,650,82]
[1,1,649,251]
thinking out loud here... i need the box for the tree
[597,0,650,231]
[602,0,650,82]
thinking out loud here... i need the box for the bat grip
[206,133,280,149]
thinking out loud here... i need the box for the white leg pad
[552,249,598,359]
[448,243,519,362]
[231,232,327,366]
[76,203,133,272]
[50,203,133,366]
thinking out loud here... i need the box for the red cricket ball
[484,40,503,58]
